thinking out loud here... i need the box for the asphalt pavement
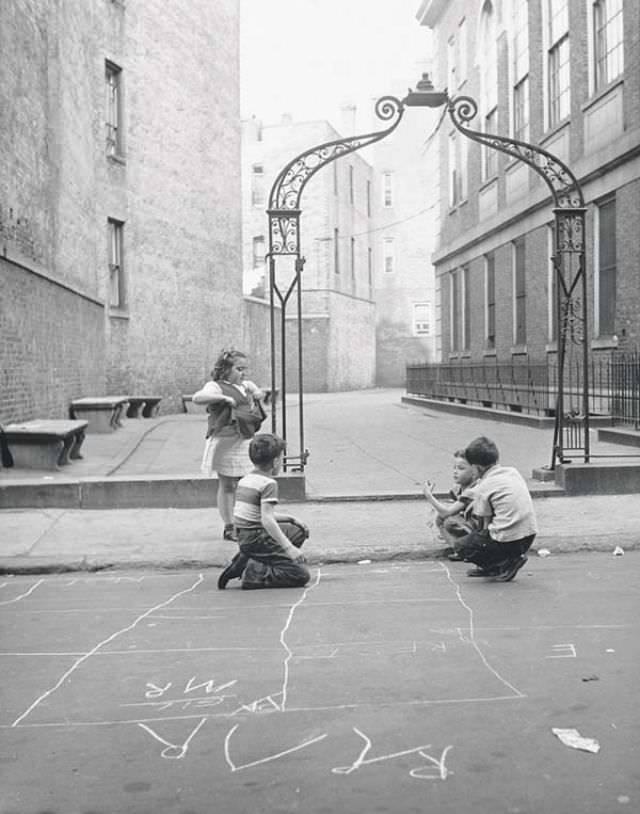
[1,389,639,573]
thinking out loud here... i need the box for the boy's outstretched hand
[423,480,436,498]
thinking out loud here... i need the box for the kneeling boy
[217,434,310,590]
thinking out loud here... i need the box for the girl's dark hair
[249,433,286,466]
[453,448,469,459]
[211,348,247,382]
[464,436,499,467]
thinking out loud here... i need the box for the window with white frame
[594,0,623,92]
[349,165,354,204]
[479,1,498,180]
[450,271,460,352]
[366,179,371,217]
[548,0,570,127]
[512,0,530,141]
[252,235,265,269]
[513,237,526,346]
[251,164,265,206]
[413,302,432,336]
[105,61,123,157]
[382,237,395,274]
[595,195,616,336]
[458,18,467,87]
[447,36,456,91]
[485,252,496,350]
[448,131,467,206]
[450,268,469,352]
[382,172,393,207]
[350,236,356,279]
[334,227,340,274]
[108,218,125,308]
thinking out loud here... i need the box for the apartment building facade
[242,117,376,391]
[1,0,243,422]
[417,0,640,364]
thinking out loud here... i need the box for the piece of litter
[613,546,624,556]
[581,674,599,682]
[357,559,372,565]
[552,727,600,753]
[537,548,551,558]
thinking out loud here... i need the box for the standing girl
[193,348,265,540]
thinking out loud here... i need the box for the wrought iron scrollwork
[447,95,584,209]
[268,96,405,255]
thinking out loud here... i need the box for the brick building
[0,0,243,423]
[242,116,376,392]
[417,0,640,364]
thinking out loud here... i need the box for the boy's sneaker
[494,556,528,582]
[466,565,502,577]
[217,553,247,590]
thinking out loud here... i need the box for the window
[382,238,395,274]
[458,18,467,86]
[366,180,371,217]
[447,37,456,91]
[367,247,372,287]
[252,235,265,269]
[596,196,616,336]
[512,0,530,141]
[105,61,123,156]
[350,237,355,279]
[382,172,393,207]
[548,0,570,126]
[450,268,469,352]
[480,2,498,111]
[548,225,558,343]
[108,218,124,308]
[513,237,526,346]
[594,0,623,91]
[413,303,432,336]
[485,253,496,350]
[251,164,265,207]
[333,161,338,196]
[334,227,340,274]
[448,132,466,206]
[349,166,354,204]
[483,108,498,180]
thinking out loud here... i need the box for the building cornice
[416,0,448,28]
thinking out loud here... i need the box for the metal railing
[406,352,640,429]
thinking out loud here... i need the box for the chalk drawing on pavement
[137,716,207,759]
[0,579,44,606]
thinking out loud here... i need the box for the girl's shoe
[223,524,238,542]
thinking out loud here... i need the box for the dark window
[486,253,496,349]
[514,237,526,345]
[598,196,616,336]
[108,218,125,308]
[334,227,340,274]
[105,61,123,156]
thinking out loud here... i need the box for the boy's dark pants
[238,521,310,589]
[457,529,535,569]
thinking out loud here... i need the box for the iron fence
[406,352,640,429]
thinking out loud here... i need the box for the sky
[240,0,432,132]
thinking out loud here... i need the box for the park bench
[69,396,129,433]
[126,396,162,418]
[2,419,88,470]
[181,387,278,414]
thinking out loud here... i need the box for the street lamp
[403,74,589,469]
[267,73,589,472]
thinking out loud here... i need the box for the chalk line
[440,563,525,698]
[279,568,322,711]
[224,722,328,772]
[10,574,205,728]
[0,579,44,606]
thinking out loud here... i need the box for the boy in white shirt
[457,436,537,582]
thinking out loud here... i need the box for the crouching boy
[217,433,310,590]
[457,436,537,582]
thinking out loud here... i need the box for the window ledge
[479,176,498,193]
[107,153,126,166]
[109,307,130,320]
[510,344,528,356]
[483,348,497,357]
[448,198,468,215]
[591,335,619,350]
[582,77,624,114]
[540,118,570,146]
[545,342,558,354]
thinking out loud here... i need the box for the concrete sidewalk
[1,389,639,573]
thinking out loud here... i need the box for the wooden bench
[181,388,278,414]
[69,396,129,433]
[2,419,88,470]
[126,396,162,419]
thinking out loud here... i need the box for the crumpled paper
[552,727,600,753]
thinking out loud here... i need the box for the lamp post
[403,74,589,468]
[267,73,589,471]
[266,97,406,471]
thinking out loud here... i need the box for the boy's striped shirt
[234,471,278,528]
